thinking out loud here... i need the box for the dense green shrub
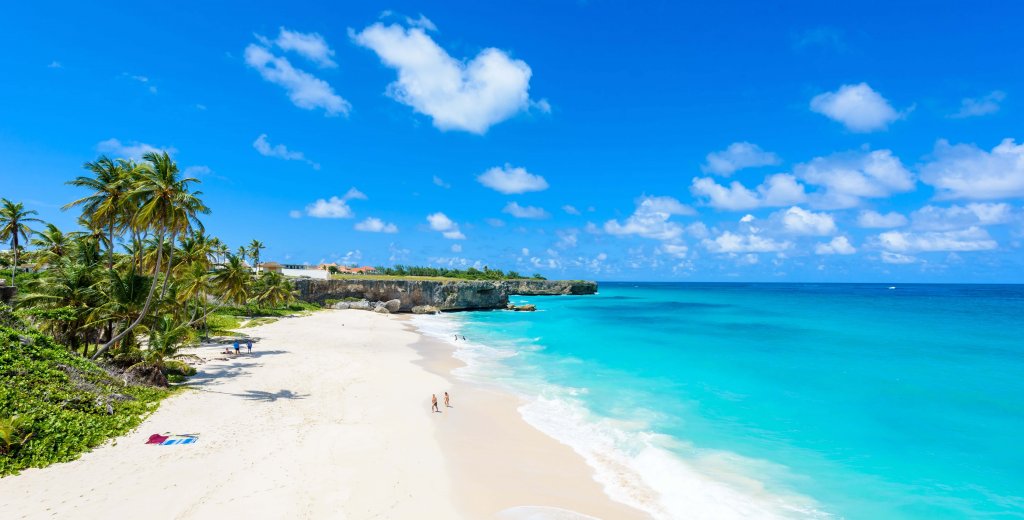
[163,359,196,377]
[0,326,168,475]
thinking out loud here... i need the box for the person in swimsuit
[431,394,440,413]
[444,392,451,408]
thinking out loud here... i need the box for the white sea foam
[409,314,831,519]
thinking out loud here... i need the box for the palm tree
[176,261,212,324]
[91,151,209,360]
[19,238,104,354]
[29,223,71,268]
[0,199,42,288]
[92,267,151,351]
[248,239,265,275]
[254,271,294,308]
[64,156,133,270]
[211,254,251,309]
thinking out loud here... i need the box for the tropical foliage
[2,151,300,372]
[0,151,310,473]
[0,319,167,475]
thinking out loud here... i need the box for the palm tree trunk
[187,298,229,327]
[107,220,115,270]
[90,233,165,360]
[11,235,18,289]
[157,231,177,302]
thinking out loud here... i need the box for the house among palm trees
[258,261,329,279]
[259,261,283,273]
[316,263,376,275]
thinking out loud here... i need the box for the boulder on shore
[373,305,390,314]
[411,305,440,314]
[512,304,537,312]
[349,299,372,310]
[383,299,401,312]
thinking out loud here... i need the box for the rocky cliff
[292,278,596,312]
[499,279,598,296]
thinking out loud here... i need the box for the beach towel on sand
[146,433,198,445]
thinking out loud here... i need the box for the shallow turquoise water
[418,283,1024,519]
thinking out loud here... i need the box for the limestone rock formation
[294,278,596,313]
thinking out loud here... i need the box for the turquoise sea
[413,283,1024,519]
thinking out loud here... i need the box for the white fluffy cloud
[562,205,581,215]
[702,142,781,176]
[354,217,398,233]
[97,138,175,159]
[244,41,350,116]
[881,251,917,264]
[920,138,1024,200]
[910,203,1014,231]
[857,210,908,228]
[352,22,535,133]
[702,231,791,253]
[252,134,320,169]
[951,91,1005,118]
[659,243,689,259]
[778,206,837,236]
[604,196,695,241]
[427,212,465,239]
[477,164,548,194]
[274,28,337,68]
[690,174,807,211]
[810,83,902,132]
[503,202,550,219]
[300,188,366,218]
[795,149,914,208]
[876,226,997,252]
[815,236,856,255]
[306,197,354,218]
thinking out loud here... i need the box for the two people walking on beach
[431,392,452,413]
[227,339,254,356]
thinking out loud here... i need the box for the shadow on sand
[192,387,309,402]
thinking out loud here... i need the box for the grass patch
[206,314,243,335]
[0,326,169,476]
[331,274,473,282]
[240,317,278,328]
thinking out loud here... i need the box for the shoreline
[399,315,649,519]
[1,310,648,519]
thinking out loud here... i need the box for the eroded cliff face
[499,279,598,296]
[292,278,597,312]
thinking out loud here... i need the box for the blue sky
[2,1,1023,282]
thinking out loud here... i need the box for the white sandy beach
[0,310,647,520]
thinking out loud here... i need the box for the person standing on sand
[246,339,252,354]
[431,394,440,413]
[233,341,240,355]
[444,392,451,408]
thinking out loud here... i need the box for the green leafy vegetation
[0,323,168,476]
